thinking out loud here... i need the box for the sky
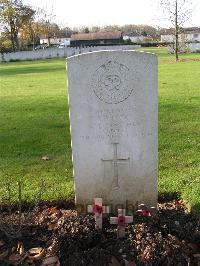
[24,0,200,28]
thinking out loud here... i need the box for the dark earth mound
[0,200,199,266]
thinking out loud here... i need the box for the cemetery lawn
[0,59,74,203]
[0,50,200,211]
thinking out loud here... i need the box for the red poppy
[118,215,125,226]
[137,210,151,217]
[92,204,103,214]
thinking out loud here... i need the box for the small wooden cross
[110,209,133,238]
[137,204,157,217]
[136,204,157,217]
[87,198,110,229]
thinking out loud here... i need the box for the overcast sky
[24,0,200,28]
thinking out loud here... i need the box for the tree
[20,21,42,50]
[0,0,35,51]
[60,27,73,37]
[160,0,192,61]
[36,6,58,46]
[23,8,46,50]
[102,25,120,32]
[43,21,60,46]
[83,27,89,33]
[0,32,12,53]
[89,26,100,33]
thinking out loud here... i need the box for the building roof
[71,31,122,41]
[161,27,200,36]
[183,27,200,34]
[123,32,146,37]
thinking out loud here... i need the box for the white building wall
[161,32,200,43]
[161,34,174,42]
[40,38,71,45]
[123,35,145,42]
[185,33,200,42]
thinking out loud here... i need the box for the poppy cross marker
[136,204,157,217]
[110,209,133,238]
[87,198,110,229]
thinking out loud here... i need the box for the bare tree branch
[160,0,193,61]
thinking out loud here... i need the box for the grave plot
[0,199,199,266]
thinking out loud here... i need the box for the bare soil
[0,199,200,266]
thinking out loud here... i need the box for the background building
[70,31,123,47]
[40,37,70,46]
[161,27,200,43]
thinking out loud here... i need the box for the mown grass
[0,59,74,202]
[0,49,200,211]
[158,58,200,212]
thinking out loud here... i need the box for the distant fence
[167,42,200,54]
[0,45,141,63]
[188,43,200,52]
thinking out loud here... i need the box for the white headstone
[67,50,158,210]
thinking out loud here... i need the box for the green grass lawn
[0,48,200,211]
[0,59,74,202]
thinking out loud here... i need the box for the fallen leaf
[194,254,200,258]
[9,253,22,265]
[0,249,9,259]
[48,207,57,214]
[48,220,58,231]
[17,242,24,255]
[41,156,50,161]
[28,247,45,261]
[41,256,60,266]
[124,260,136,266]
[108,256,121,266]
[0,240,5,246]
[0,240,8,259]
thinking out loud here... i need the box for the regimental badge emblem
[92,60,134,104]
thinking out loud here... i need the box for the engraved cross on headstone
[101,143,130,189]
